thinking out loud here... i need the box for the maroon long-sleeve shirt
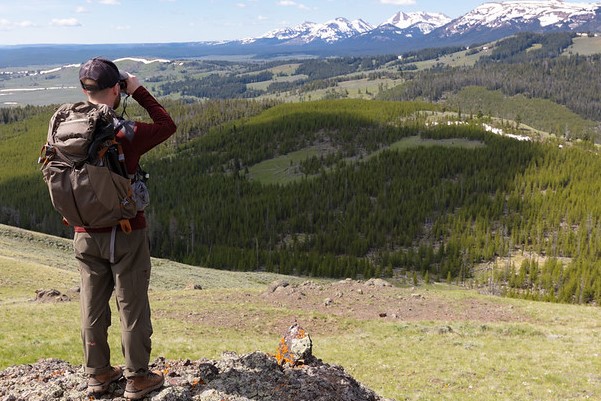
[75,87,177,233]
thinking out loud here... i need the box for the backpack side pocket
[83,164,137,227]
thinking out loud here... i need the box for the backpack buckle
[38,144,54,165]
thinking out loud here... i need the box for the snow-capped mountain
[247,17,373,44]
[243,0,601,50]
[241,0,601,51]
[251,22,317,42]
[437,0,601,38]
[382,11,452,34]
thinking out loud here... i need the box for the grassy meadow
[2,223,601,400]
[566,36,601,56]
[247,133,486,186]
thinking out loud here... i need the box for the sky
[0,0,568,46]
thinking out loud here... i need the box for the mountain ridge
[2,1,601,66]
[236,0,601,48]
[435,0,601,38]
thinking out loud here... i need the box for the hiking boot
[87,366,123,395]
[124,370,164,399]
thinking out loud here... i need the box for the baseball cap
[79,57,127,91]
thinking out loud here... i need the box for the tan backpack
[38,102,137,232]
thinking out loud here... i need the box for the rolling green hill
[3,96,601,306]
[378,32,601,142]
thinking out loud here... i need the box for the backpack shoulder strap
[114,117,136,143]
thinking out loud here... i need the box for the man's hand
[123,73,141,95]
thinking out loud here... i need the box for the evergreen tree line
[143,119,527,280]
[157,74,267,99]
[479,32,574,63]
[0,104,54,125]
[168,99,435,174]
[140,98,278,150]
[295,55,398,80]
[500,257,601,304]
[393,45,469,65]
[380,33,601,138]
[108,102,601,304]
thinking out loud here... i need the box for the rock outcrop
[0,351,393,401]
[34,289,70,303]
[0,325,391,401]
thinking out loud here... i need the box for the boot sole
[87,372,123,395]
[123,379,164,400]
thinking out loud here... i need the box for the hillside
[0,224,306,292]
[2,224,601,400]
[5,32,601,307]
[380,32,601,140]
[2,33,601,141]
[4,92,601,306]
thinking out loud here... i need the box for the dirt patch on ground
[259,278,525,323]
[157,278,529,337]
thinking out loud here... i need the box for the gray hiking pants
[74,227,153,378]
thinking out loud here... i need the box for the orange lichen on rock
[275,337,292,366]
[275,323,312,367]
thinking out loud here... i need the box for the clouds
[0,0,123,34]
[0,19,35,31]
[51,18,81,27]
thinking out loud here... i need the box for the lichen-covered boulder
[275,323,313,367]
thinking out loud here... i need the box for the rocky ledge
[0,351,393,401]
[1,305,395,401]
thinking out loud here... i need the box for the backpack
[38,101,137,232]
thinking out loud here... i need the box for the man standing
[75,57,176,399]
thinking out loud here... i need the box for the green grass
[0,257,78,302]
[0,302,82,365]
[267,63,302,75]
[565,36,601,56]
[5,288,601,401]
[152,286,601,401]
[247,145,325,184]
[388,135,485,151]
[316,302,601,401]
[411,48,485,70]
[248,135,485,186]
[3,224,601,400]
[445,86,598,138]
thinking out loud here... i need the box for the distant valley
[3,32,601,110]
[3,1,601,67]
